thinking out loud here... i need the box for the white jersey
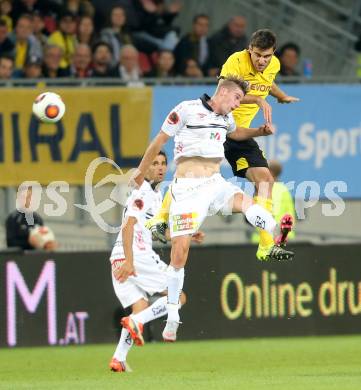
[161,94,236,161]
[110,181,162,261]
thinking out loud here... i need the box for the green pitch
[0,335,360,390]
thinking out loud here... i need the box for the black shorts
[224,138,268,178]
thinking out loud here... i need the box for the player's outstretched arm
[135,131,170,186]
[270,82,300,104]
[228,123,275,141]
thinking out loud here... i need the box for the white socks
[113,327,133,362]
[166,265,184,322]
[245,204,276,234]
[131,296,167,324]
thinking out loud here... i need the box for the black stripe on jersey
[186,124,228,130]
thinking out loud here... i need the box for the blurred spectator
[111,43,142,82]
[13,53,42,77]
[23,54,42,77]
[100,5,133,66]
[251,160,296,244]
[0,18,14,55]
[6,186,58,251]
[32,10,48,48]
[42,44,69,77]
[180,58,203,78]
[48,10,77,69]
[0,0,13,31]
[0,54,13,78]
[278,42,300,77]
[208,16,247,76]
[174,14,209,74]
[145,49,175,77]
[91,41,113,77]
[69,42,92,77]
[10,13,42,71]
[132,0,181,53]
[64,0,95,18]
[77,15,97,47]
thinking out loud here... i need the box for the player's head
[145,151,167,185]
[215,75,249,114]
[248,29,277,72]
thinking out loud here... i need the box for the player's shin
[166,265,184,322]
[245,203,277,234]
[113,328,133,362]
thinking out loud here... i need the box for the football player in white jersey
[109,151,203,372]
[121,76,294,343]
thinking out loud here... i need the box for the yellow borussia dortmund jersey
[220,49,280,128]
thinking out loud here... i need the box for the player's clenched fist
[259,123,275,136]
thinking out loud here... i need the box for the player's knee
[171,239,189,267]
[179,291,187,306]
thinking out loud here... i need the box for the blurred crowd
[0,0,303,81]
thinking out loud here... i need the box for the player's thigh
[231,191,255,213]
[246,166,274,198]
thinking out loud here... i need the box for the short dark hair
[193,14,209,24]
[249,29,277,50]
[92,40,113,54]
[0,19,8,28]
[278,42,301,57]
[217,75,249,95]
[158,150,167,164]
[0,54,14,63]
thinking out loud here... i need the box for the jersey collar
[200,94,213,111]
[144,178,158,191]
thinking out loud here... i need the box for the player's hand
[259,123,275,136]
[191,231,205,244]
[277,95,300,104]
[256,98,272,124]
[113,260,136,283]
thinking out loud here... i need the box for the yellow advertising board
[0,87,152,185]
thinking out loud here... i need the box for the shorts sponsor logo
[172,213,198,232]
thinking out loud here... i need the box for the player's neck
[208,97,223,115]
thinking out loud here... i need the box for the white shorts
[111,253,168,308]
[169,173,243,237]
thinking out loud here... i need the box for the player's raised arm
[135,131,170,186]
[228,123,275,141]
[270,82,300,103]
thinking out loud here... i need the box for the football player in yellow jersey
[222,29,298,260]
[146,29,297,261]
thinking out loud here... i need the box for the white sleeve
[161,102,187,137]
[125,189,151,221]
[227,113,237,133]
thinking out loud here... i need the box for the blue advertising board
[151,85,361,199]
